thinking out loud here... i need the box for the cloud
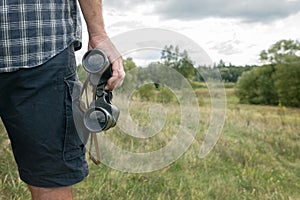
[104,0,300,23]
[103,0,140,9]
[210,40,242,55]
[103,0,159,11]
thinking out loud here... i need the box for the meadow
[1,87,300,200]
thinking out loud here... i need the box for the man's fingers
[105,58,125,90]
[105,73,125,90]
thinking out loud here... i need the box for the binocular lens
[84,108,109,132]
[82,49,109,74]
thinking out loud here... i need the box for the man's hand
[105,56,125,90]
[78,0,125,90]
[88,36,125,90]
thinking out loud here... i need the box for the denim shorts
[0,44,89,188]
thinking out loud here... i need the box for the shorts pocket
[63,72,86,161]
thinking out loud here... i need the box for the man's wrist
[93,38,122,63]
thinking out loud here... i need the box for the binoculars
[82,49,120,133]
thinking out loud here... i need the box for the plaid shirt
[0,0,82,72]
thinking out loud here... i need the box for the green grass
[1,87,300,199]
[0,123,31,200]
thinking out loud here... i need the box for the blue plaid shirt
[0,0,82,72]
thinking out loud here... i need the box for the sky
[76,0,300,67]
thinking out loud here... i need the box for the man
[0,0,125,199]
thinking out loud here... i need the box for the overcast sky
[77,0,300,66]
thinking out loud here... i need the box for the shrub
[235,65,278,105]
[274,62,300,107]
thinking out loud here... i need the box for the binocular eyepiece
[82,49,120,133]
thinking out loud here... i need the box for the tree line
[123,45,254,83]
[118,39,300,107]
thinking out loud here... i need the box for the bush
[134,83,176,104]
[156,87,175,104]
[236,61,300,107]
[137,84,156,101]
[235,65,278,105]
[274,62,300,107]
[190,81,207,89]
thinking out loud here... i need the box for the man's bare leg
[28,185,73,200]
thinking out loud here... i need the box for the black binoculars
[82,49,120,133]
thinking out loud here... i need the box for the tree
[274,62,300,107]
[218,66,254,82]
[117,57,138,93]
[161,45,197,80]
[236,39,300,107]
[217,59,226,68]
[258,39,300,107]
[236,65,278,105]
[259,39,300,64]
[123,57,137,72]
[161,45,180,68]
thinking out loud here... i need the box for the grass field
[1,87,300,200]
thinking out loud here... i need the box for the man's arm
[78,0,125,89]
